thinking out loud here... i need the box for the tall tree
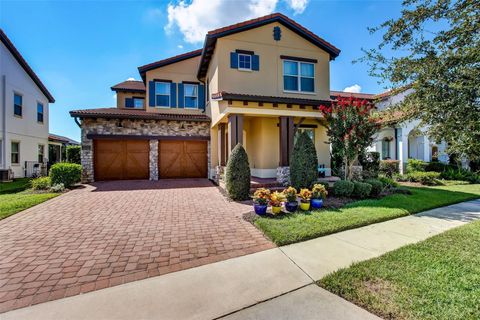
[360,0,480,161]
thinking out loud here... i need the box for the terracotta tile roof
[373,84,413,100]
[198,13,341,78]
[111,80,146,93]
[0,29,55,103]
[138,49,202,80]
[330,91,376,100]
[212,91,331,106]
[48,133,80,145]
[69,108,210,122]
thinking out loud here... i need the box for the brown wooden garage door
[159,140,207,178]
[94,140,149,181]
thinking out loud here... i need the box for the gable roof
[0,29,55,103]
[111,80,146,93]
[70,107,210,122]
[330,90,376,100]
[48,133,80,145]
[197,13,341,78]
[138,49,202,81]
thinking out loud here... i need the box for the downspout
[394,128,398,160]
[1,75,6,169]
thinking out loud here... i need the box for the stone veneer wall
[80,118,210,182]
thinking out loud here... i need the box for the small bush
[378,176,399,189]
[403,171,441,185]
[406,159,428,173]
[225,144,251,200]
[365,179,383,196]
[352,181,372,199]
[49,183,65,193]
[380,160,400,178]
[66,145,81,164]
[31,176,51,190]
[359,152,380,179]
[49,162,82,188]
[440,167,480,183]
[333,180,355,197]
[425,162,457,172]
[290,131,318,189]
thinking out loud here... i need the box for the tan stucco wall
[116,92,146,109]
[145,56,202,113]
[213,22,330,99]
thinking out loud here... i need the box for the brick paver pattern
[0,179,274,313]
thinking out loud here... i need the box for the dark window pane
[300,63,314,77]
[284,76,298,91]
[37,113,44,123]
[300,77,314,92]
[14,94,22,106]
[156,95,169,107]
[133,99,144,108]
[14,105,22,116]
[185,97,197,108]
[283,61,298,75]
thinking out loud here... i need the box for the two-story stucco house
[71,13,341,183]
[0,29,55,179]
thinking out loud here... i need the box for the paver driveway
[0,179,274,313]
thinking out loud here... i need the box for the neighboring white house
[368,88,448,174]
[0,29,55,178]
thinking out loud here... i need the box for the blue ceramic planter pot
[254,204,268,215]
[311,198,324,209]
[285,201,298,213]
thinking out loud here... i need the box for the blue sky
[1,0,403,141]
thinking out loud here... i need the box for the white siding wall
[1,42,50,178]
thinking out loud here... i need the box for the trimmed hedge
[406,159,428,173]
[352,181,372,199]
[397,171,441,185]
[31,176,51,190]
[49,163,82,188]
[66,145,81,164]
[290,131,318,190]
[225,144,251,201]
[333,180,355,197]
[380,160,400,178]
[365,179,383,196]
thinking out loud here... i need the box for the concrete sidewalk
[2,199,479,320]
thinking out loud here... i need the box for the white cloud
[112,93,117,100]
[343,84,362,93]
[177,44,184,49]
[285,0,309,14]
[126,77,136,81]
[165,0,309,43]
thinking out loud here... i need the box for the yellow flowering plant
[311,184,328,200]
[283,186,298,202]
[253,188,271,205]
[269,191,286,207]
[298,188,312,203]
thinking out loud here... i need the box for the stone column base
[149,140,159,180]
[276,166,290,186]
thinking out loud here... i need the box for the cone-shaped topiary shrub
[290,131,318,190]
[225,143,251,200]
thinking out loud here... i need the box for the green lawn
[255,184,480,245]
[0,191,59,220]
[318,219,480,320]
[0,178,31,194]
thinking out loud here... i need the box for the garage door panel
[159,140,207,178]
[94,140,149,181]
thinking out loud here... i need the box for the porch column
[398,128,409,174]
[228,114,243,151]
[423,135,430,162]
[279,116,294,166]
[218,123,226,166]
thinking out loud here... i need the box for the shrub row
[30,162,82,192]
[396,171,441,185]
[333,178,385,199]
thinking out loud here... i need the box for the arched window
[382,138,391,159]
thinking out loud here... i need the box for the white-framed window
[155,82,170,107]
[38,144,45,163]
[37,102,44,123]
[382,139,391,159]
[184,83,198,108]
[133,98,144,109]
[238,54,252,71]
[11,141,20,164]
[283,60,315,93]
[14,93,23,117]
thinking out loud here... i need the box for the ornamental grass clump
[311,184,328,200]
[253,188,270,205]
